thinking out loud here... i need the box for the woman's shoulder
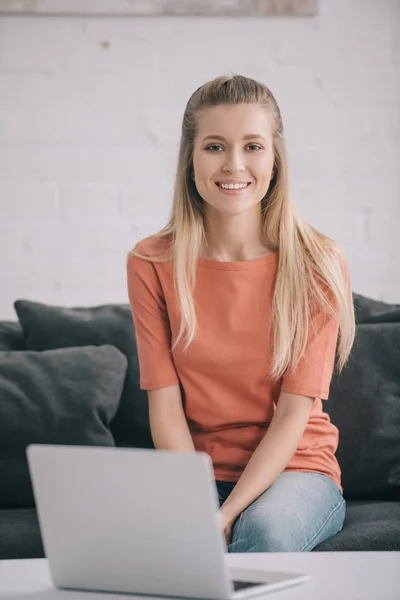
[127,234,173,285]
[129,233,172,259]
[326,239,349,276]
[317,234,348,272]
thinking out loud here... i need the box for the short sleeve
[280,308,339,400]
[127,252,180,391]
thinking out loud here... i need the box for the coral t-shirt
[127,235,342,491]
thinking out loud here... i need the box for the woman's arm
[219,391,314,521]
[148,384,196,453]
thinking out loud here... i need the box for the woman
[127,74,356,552]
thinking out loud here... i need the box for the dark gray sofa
[0,293,399,559]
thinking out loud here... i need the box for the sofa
[0,293,399,559]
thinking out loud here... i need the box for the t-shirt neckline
[197,252,278,270]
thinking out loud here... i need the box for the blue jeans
[216,472,346,552]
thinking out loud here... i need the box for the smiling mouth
[215,182,251,190]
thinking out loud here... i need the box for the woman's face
[192,103,275,214]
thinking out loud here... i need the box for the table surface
[1,553,400,600]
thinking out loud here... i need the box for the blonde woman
[127,74,355,552]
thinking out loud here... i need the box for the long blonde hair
[129,74,355,380]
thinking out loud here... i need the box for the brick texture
[0,0,399,318]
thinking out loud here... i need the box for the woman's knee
[227,473,346,553]
[228,506,300,552]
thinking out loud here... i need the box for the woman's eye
[205,143,263,152]
[206,144,223,152]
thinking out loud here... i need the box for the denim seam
[300,497,345,552]
[231,509,245,547]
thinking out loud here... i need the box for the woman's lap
[216,472,346,553]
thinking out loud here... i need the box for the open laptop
[27,444,310,598]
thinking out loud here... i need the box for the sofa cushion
[2,502,399,560]
[0,321,26,351]
[326,323,400,500]
[14,300,151,447]
[0,508,44,559]
[353,293,400,324]
[0,345,127,508]
[315,501,400,551]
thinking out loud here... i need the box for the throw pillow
[14,300,152,448]
[353,293,400,324]
[0,321,26,351]
[326,323,400,500]
[0,345,127,508]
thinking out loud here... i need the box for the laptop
[27,444,310,599]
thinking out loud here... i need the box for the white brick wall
[0,0,399,319]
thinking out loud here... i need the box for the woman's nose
[222,150,245,173]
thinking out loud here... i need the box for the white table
[1,553,399,600]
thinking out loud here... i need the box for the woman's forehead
[195,104,273,140]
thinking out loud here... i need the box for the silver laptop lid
[27,444,232,599]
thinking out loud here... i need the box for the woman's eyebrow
[202,134,267,142]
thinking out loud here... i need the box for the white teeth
[218,183,248,190]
